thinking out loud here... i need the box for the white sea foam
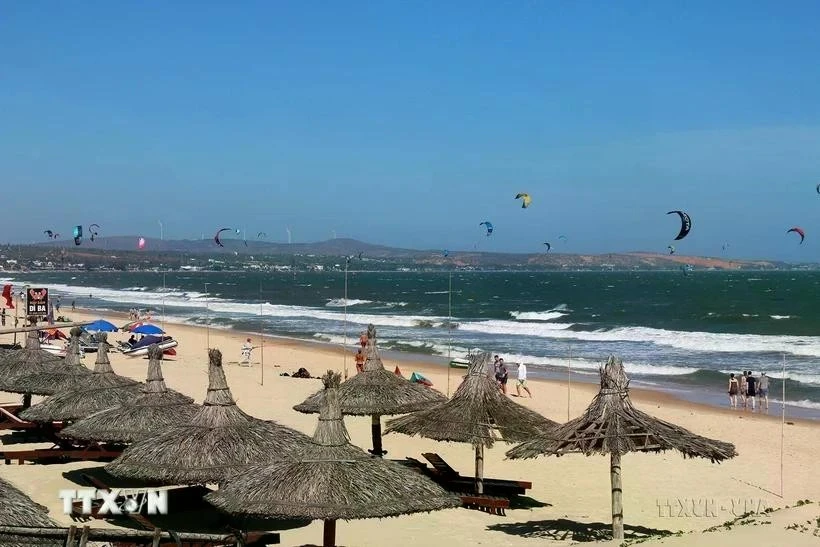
[509,310,567,321]
[770,315,792,320]
[325,298,373,307]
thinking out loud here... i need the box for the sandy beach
[1,309,818,546]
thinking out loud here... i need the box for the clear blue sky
[3,1,820,261]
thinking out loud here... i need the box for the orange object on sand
[394,366,402,377]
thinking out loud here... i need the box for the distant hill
[30,236,788,270]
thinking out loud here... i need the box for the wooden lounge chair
[1,442,121,465]
[458,493,509,516]
[421,452,532,496]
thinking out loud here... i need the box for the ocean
[3,270,819,419]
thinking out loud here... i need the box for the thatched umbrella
[0,476,61,547]
[506,355,737,540]
[294,324,447,457]
[60,344,197,443]
[18,338,141,423]
[0,327,92,398]
[0,330,62,407]
[385,351,558,494]
[105,348,311,485]
[206,370,460,547]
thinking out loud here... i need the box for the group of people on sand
[493,355,532,398]
[728,371,770,411]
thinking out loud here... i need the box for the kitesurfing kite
[138,237,146,250]
[667,210,692,241]
[816,183,819,194]
[479,221,494,236]
[257,232,267,239]
[543,242,551,252]
[89,224,100,242]
[44,230,54,239]
[515,193,532,208]
[668,245,675,255]
[558,235,568,242]
[72,225,83,246]
[443,250,449,257]
[787,227,805,244]
[214,228,231,247]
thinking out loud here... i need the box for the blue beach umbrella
[131,324,165,335]
[85,319,119,333]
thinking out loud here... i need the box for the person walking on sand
[496,358,509,395]
[728,373,739,408]
[359,330,368,349]
[71,300,75,311]
[746,371,757,411]
[516,362,532,398]
[355,348,365,373]
[758,372,770,411]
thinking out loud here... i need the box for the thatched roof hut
[0,476,61,547]
[294,324,447,456]
[506,355,737,540]
[0,330,64,407]
[105,348,311,486]
[60,344,197,444]
[18,339,141,423]
[0,328,92,397]
[206,370,460,547]
[386,351,558,493]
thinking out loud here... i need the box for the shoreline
[67,306,820,427]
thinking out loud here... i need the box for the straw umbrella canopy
[0,327,92,398]
[506,355,738,541]
[19,338,141,423]
[60,344,197,443]
[105,348,311,486]
[0,330,62,407]
[294,324,447,457]
[385,351,558,494]
[206,370,460,547]
[0,476,61,547]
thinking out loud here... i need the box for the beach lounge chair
[0,441,121,465]
[421,452,532,496]
[0,405,65,438]
[396,457,511,515]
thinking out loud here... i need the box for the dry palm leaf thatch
[0,476,61,547]
[386,351,558,493]
[0,329,61,382]
[60,344,197,444]
[18,338,141,423]
[294,324,446,456]
[105,348,311,486]
[206,370,459,547]
[0,328,92,397]
[506,355,737,540]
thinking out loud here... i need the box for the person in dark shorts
[758,372,769,411]
[495,358,509,395]
[745,371,757,411]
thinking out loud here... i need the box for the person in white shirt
[516,362,532,398]
[240,338,254,365]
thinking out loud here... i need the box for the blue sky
[3,1,820,261]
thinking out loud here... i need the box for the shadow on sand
[487,518,676,542]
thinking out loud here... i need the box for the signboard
[26,287,49,317]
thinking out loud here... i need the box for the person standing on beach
[746,371,757,411]
[739,372,748,408]
[354,348,365,373]
[516,362,532,398]
[0,308,5,327]
[728,373,739,408]
[71,300,75,311]
[758,373,770,411]
[359,330,368,348]
[240,338,253,365]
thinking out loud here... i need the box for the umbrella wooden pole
[474,444,484,494]
[370,414,384,457]
[323,519,337,547]
[611,451,624,540]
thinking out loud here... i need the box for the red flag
[1,285,13,309]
